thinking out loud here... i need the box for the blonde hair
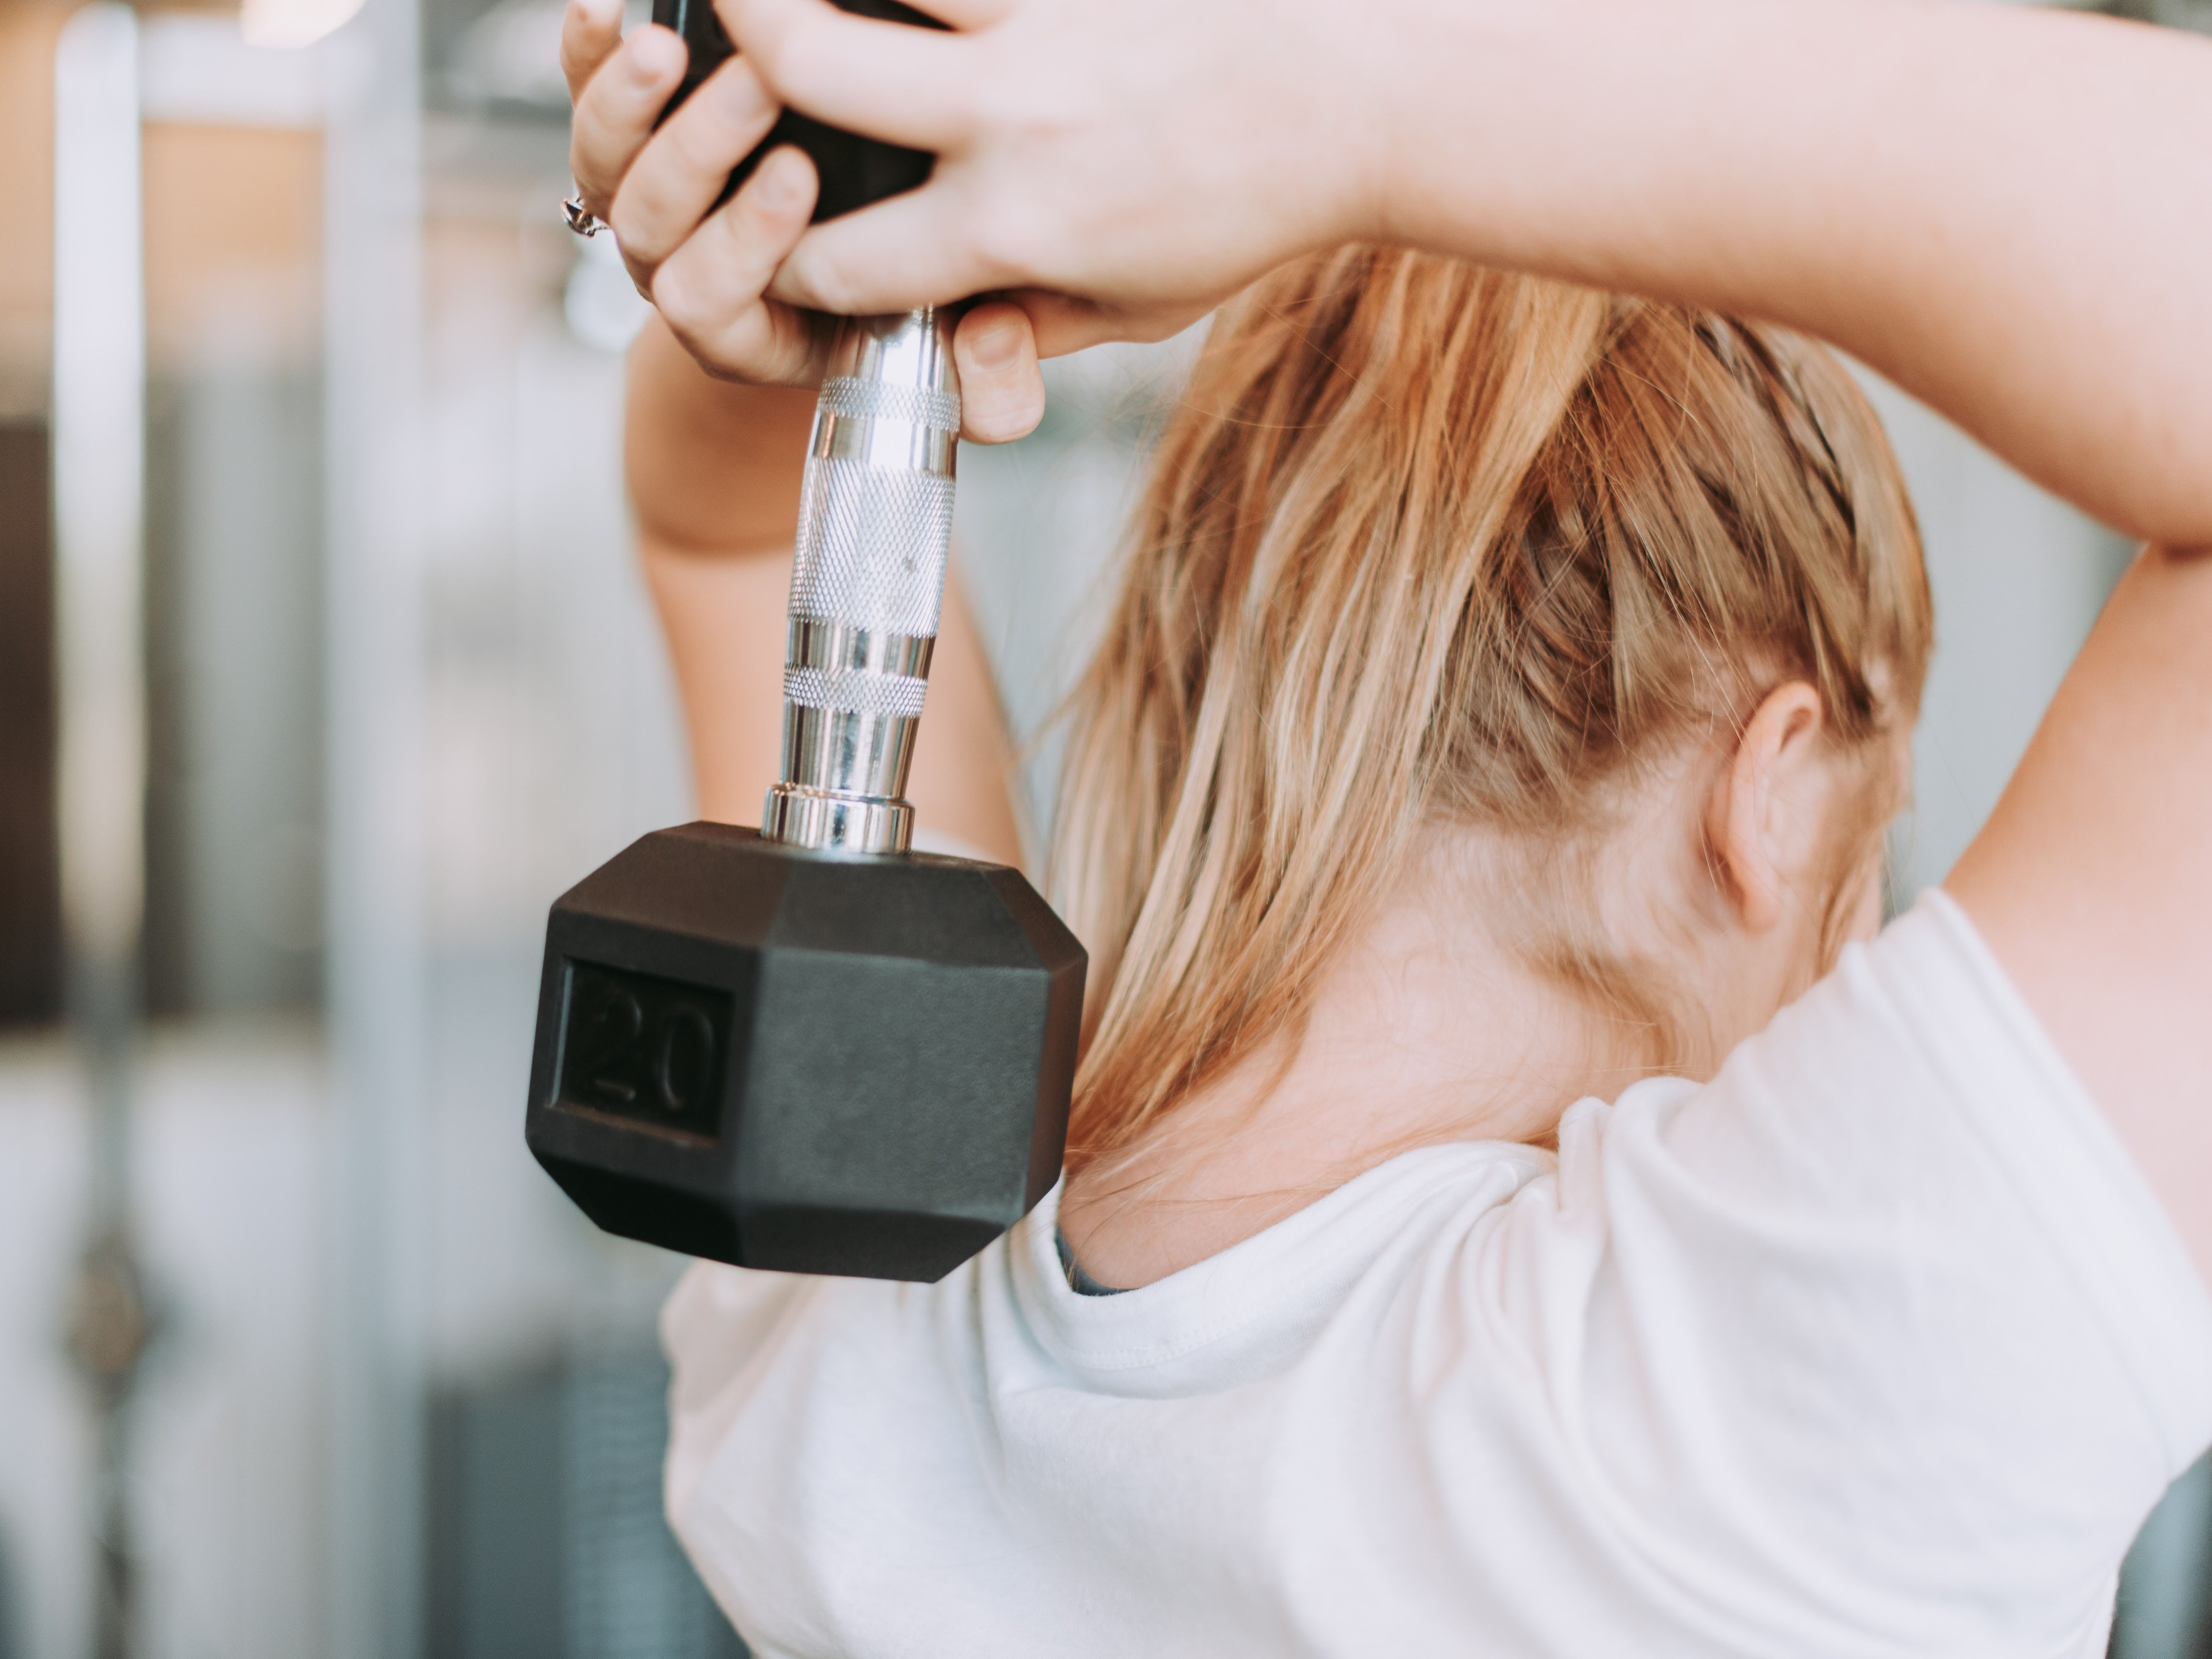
[1052,248,1931,1171]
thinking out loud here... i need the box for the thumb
[953,302,1044,444]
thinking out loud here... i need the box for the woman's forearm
[731,0,2211,544]
[1370,0,2212,546]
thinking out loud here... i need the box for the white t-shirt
[661,892,2212,1658]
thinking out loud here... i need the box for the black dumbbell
[527,305,1086,1276]
[522,800,1085,1281]
[529,2,1085,1283]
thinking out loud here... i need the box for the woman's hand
[559,0,1047,442]
[713,0,1387,358]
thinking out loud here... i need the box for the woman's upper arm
[1946,543,2212,1281]
[627,315,818,554]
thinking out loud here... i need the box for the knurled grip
[816,376,961,430]
[764,309,962,855]
[786,445,956,642]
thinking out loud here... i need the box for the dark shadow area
[427,1351,750,1659]
[0,1519,20,1659]
[0,421,62,1029]
[2114,1452,2212,1659]
[141,369,324,1020]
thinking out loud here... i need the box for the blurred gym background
[0,0,2205,1654]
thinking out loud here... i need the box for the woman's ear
[1706,682,1828,932]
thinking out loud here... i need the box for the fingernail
[967,384,1047,445]
[968,316,1024,372]
[628,26,683,82]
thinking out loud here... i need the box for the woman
[561,0,2212,1651]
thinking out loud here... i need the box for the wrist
[1259,0,1406,252]
[1325,0,1462,249]
[1350,0,1627,258]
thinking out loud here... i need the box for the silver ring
[562,193,605,238]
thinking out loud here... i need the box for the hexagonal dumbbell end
[524,823,1086,1282]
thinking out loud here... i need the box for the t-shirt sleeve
[661,1260,815,1528]
[1483,891,2212,1650]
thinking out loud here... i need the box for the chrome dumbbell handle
[762,309,960,855]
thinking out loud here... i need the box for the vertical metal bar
[321,0,429,1654]
[51,6,150,1656]
[761,308,963,855]
[52,9,145,1009]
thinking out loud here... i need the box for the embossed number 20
[573,984,717,1119]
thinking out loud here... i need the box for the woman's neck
[1057,841,1659,1289]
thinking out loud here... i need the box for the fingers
[953,302,1044,444]
[717,0,976,150]
[559,0,625,106]
[768,184,1004,316]
[653,146,826,385]
[609,56,779,278]
[569,22,687,218]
